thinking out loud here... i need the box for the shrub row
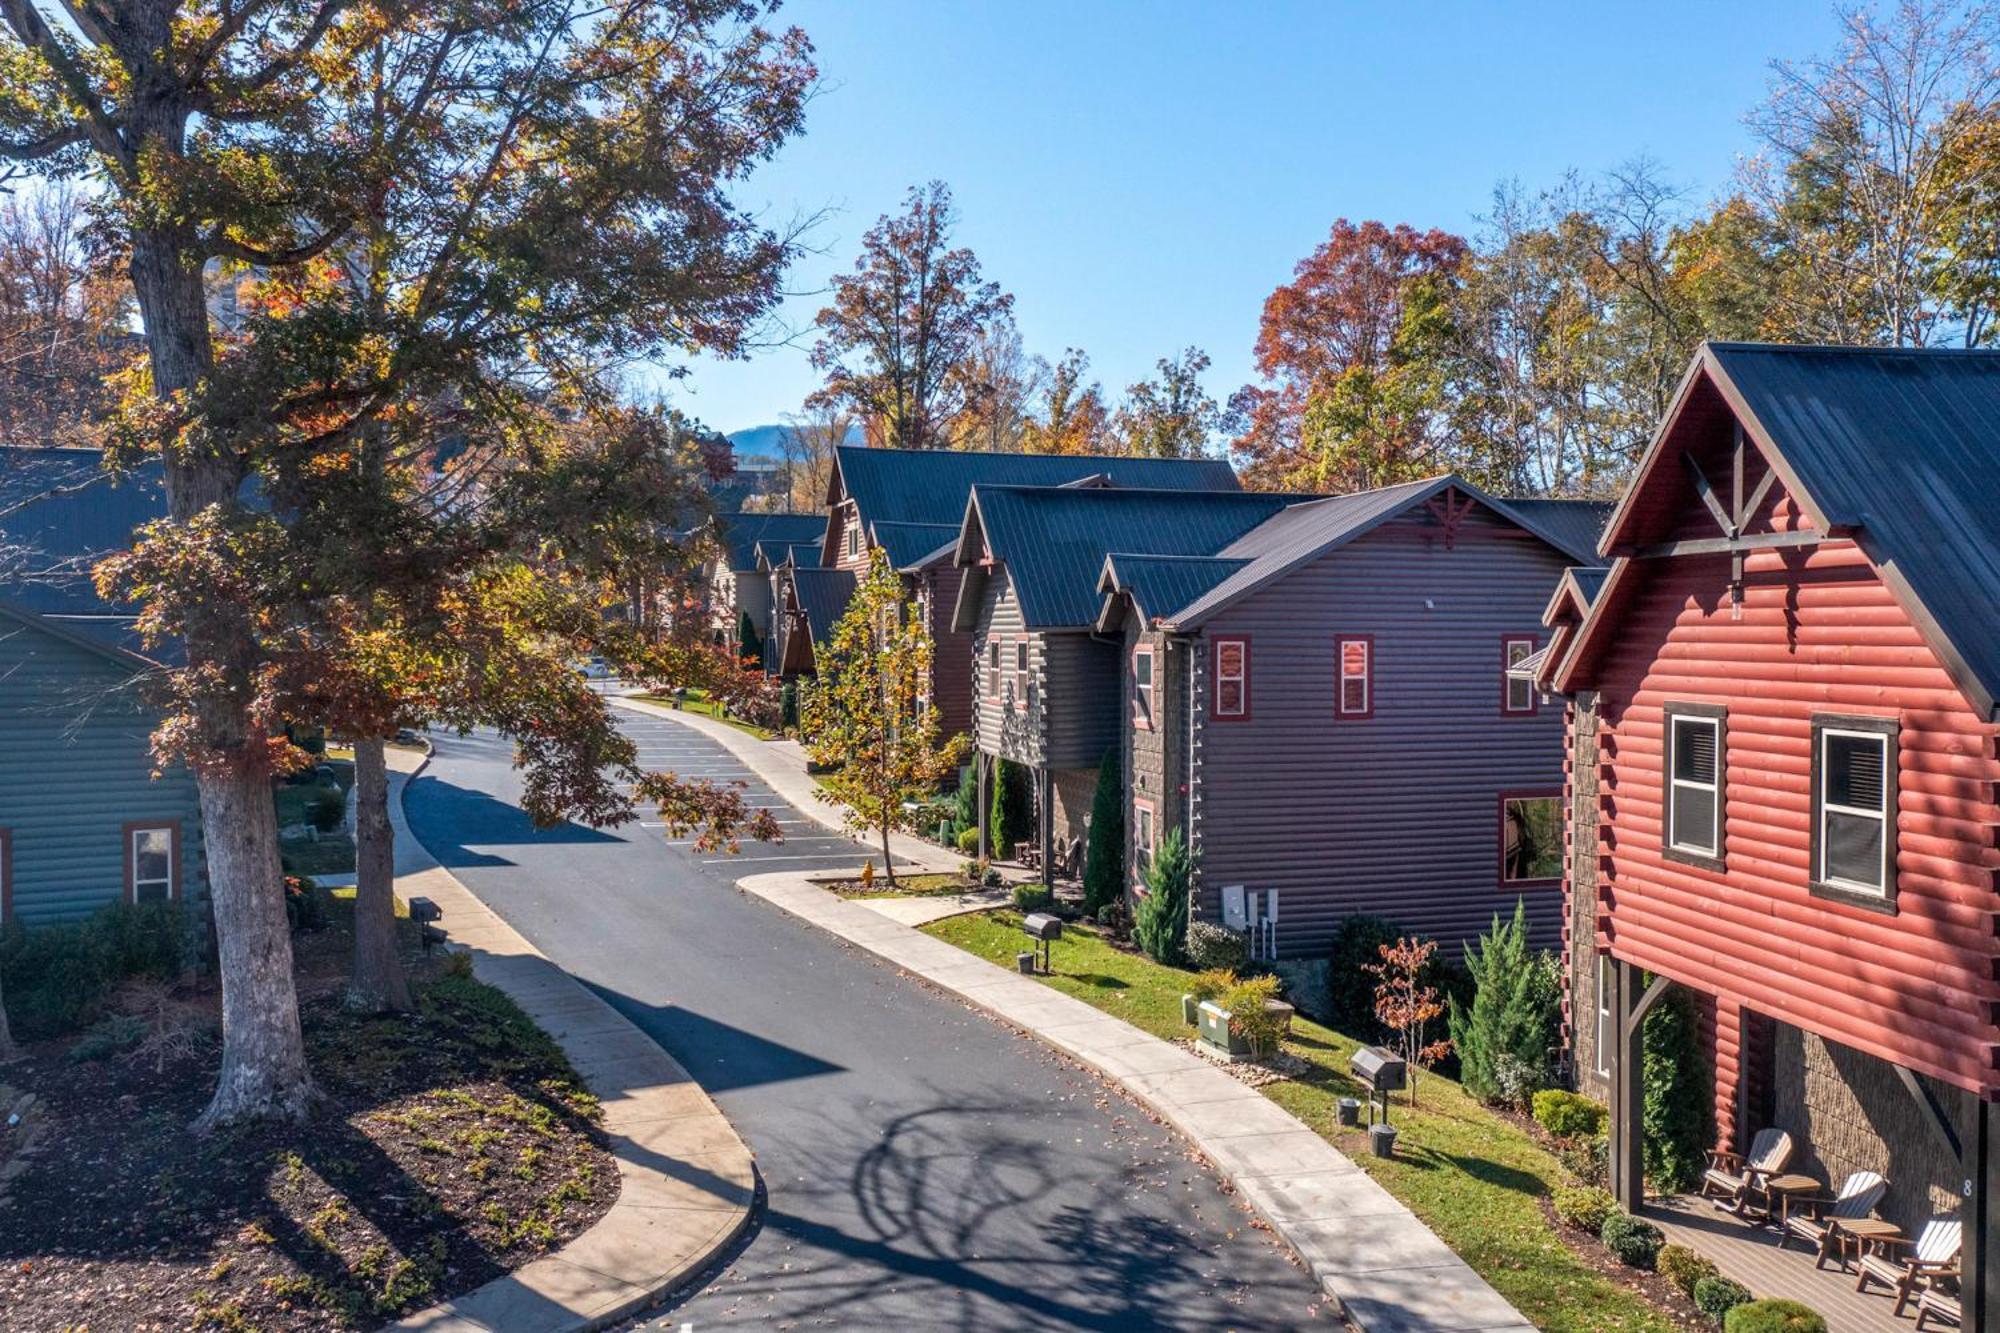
[0,900,188,1040]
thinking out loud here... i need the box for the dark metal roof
[1095,554,1250,630]
[753,537,822,572]
[833,445,1241,529]
[1705,343,2000,718]
[0,448,165,658]
[714,511,826,573]
[871,520,960,571]
[789,567,857,649]
[964,486,1296,629]
[1499,498,1615,562]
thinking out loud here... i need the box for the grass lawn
[831,872,981,900]
[922,910,1679,1333]
[634,688,779,741]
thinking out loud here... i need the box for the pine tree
[737,610,763,667]
[1448,900,1561,1106]
[1134,826,1193,965]
[1082,751,1125,914]
[989,758,1032,858]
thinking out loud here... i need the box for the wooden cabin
[1090,476,1607,960]
[1542,343,2000,1326]
[824,446,1242,741]
[705,511,825,658]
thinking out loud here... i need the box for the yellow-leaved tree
[800,551,969,884]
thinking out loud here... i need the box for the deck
[1647,1196,1937,1332]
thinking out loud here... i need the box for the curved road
[404,713,1326,1331]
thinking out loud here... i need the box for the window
[1132,647,1155,728]
[845,524,859,558]
[1594,953,1613,1077]
[986,641,1000,701]
[1014,640,1030,712]
[1133,798,1156,876]
[1335,635,1372,718]
[125,822,179,904]
[1213,636,1249,720]
[1500,793,1561,883]
[1812,715,1897,904]
[1663,704,1725,868]
[1503,636,1538,715]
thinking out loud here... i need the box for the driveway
[403,712,1327,1330]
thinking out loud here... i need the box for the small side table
[1756,1173,1822,1224]
[1827,1216,1904,1272]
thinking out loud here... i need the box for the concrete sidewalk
[386,749,756,1333]
[734,869,1532,1333]
[610,695,964,874]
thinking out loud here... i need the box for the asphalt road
[403,709,1327,1331]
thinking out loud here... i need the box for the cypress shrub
[989,758,1032,858]
[779,680,799,730]
[1133,826,1193,965]
[1600,1212,1665,1269]
[1723,1298,1826,1333]
[1081,752,1124,915]
[1532,1088,1607,1138]
[1448,899,1562,1106]
[1643,983,1713,1192]
[1695,1277,1753,1324]
[737,609,762,666]
[1657,1244,1719,1301]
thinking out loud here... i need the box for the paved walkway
[385,749,757,1333]
[733,868,1532,1333]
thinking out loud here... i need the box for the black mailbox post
[1349,1044,1407,1126]
[408,896,446,953]
[1020,912,1062,974]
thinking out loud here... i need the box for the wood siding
[0,618,205,925]
[971,567,1043,766]
[918,564,975,741]
[1587,521,2000,1096]
[1175,509,1573,958]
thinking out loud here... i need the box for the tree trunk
[128,227,317,1129]
[880,818,896,887]
[347,737,411,1013]
[194,768,316,1130]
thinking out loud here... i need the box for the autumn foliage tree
[0,0,814,1127]
[811,181,1015,449]
[799,550,968,883]
[1364,936,1453,1109]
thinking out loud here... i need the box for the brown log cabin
[1539,343,2000,1325]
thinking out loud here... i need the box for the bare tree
[776,401,851,514]
[0,181,132,445]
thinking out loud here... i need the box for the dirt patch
[1538,1197,1708,1330]
[0,917,615,1331]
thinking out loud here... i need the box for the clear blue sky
[661,0,1845,436]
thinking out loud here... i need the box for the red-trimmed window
[1503,635,1539,715]
[1132,647,1155,729]
[1212,636,1249,720]
[124,821,181,904]
[1499,791,1561,885]
[1335,635,1372,719]
[1132,797,1156,877]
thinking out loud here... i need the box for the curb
[732,869,1534,1333]
[384,749,756,1333]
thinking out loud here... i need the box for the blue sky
[663,0,1845,436]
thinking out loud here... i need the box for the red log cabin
[1539,343,2000,1326]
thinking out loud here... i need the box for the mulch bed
[0,911,617,1331]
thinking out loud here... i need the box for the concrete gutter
[733,869,1534,1333]
[385,749,755,1332]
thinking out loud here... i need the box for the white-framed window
[1665,706,1724,861]
[126,822,179,904]
[845,525,859,558]
[1335,635,1372,718]
[1213,636,1249,720]
[1503,636,1538,715]
[1132,647,1155,728]
[1595,953,1613,1077]
[1813,718,1896,899]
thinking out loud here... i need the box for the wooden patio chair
[1914,1285,1961,1329]
[1700,1127,1794,1212]
[1778,1169,1886,1267]
[1855,1217,1961,1317]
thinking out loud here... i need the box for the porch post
[976,752,990,862]
[1038,766,1055,888]
[1973,1096,1994,1332]
[1611,959,1646,1212]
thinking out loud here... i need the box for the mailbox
[1350,1044,1407,1127]
[1020,912,1062,973]
[408,896,446,953]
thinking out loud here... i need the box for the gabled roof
[1542,565,1610,627]
[753,537,822,574]
[0,447,167,659]
[788,567,857,649]
[829,445,1241,529]
[870,520,960,571]
[713,511,826,573]
[0,597,157,676]
[1161,475,1608,630]
[1094,554,1249,633]
[956,487,1297,630]
[1579,342,2000,718]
